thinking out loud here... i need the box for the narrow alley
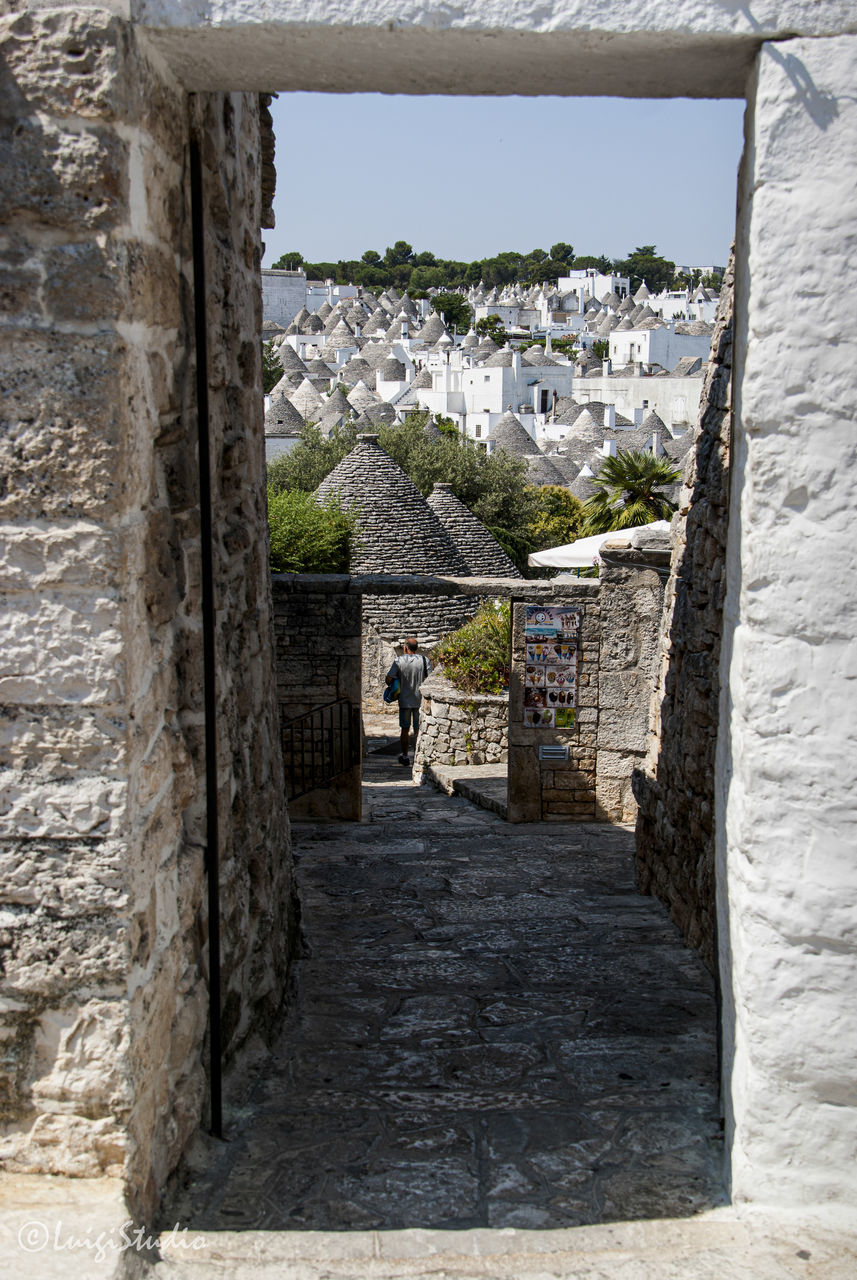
[164,718,722,1244]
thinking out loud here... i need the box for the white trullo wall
[720,35,857,1215]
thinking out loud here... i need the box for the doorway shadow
[164,729,724,1232]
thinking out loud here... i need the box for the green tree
[267,422,357,493]
[528,486,585,551]
[267,489,356,573]
[433,292,472,333]
[272,250,304,270]
[613,245,675,294]
[550,242,574,263]
[581,449,680,533]
[591,338,610,360]
[361,249,382,265]
[262,339,282,394]
[571,254,613,273]
[475,314,506,345]
[384,240,414,268]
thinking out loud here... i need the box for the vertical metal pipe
[189,132,223,1140]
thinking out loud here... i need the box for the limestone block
[0,839,127,915]
[0,521,121,590]
[0,591,123,704]
[1,116,129,230]
[0,773,126,839]
[1,909,128,997]
[0,330,129,519]
[0,1112,126,1177]
[31,999,131,1111]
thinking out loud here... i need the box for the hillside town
[262,267,721,499]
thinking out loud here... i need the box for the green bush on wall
[267,488,356,574]
[432,601,511,695]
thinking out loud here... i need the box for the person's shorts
[399,705,420,733]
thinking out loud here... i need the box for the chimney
[578,291,585,315]
[602,439,617,458]
[634,361,644,377]
[633,407,645,427]
[652,430,664,457]
[401,319,408,339]
[602,359,612,376]
[604,404,616,431]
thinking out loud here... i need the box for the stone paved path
[165,724,723,1240]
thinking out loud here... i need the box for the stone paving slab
[163,730,724,1242]
[421,762,509,820]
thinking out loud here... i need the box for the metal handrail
[279,698,361,801]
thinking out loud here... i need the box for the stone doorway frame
[3,0,856,1222]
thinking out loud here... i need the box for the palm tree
[581,448,680,534]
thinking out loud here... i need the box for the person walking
[386,636,430,766]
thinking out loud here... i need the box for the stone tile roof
[633,282,651,301]
[672,356,704,376]
[325,318,357,348]
[316,436,468,576]
[412,367,433,390]
[320,387,351,417]
[303,312,324,333]
[363,307,391,335]
[289,377,324,417]
[340,357,374,386]
[316,300,333,322]
[483,348,514,367]
[279,343,309,375]
[522,345,557,367]
[675,320,714,337]
[380,356,407,381]
[347,379,382,412]
[415,312,448,345]
[488,410,538,456]
[265,384,306,435]
[526,454,568,486]
[475,338,500,357]
[360,342,393,369]
[427,483,518,577]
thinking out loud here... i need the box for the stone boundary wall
[0,12,294,1217]
[271,576,362,820]
[413,675,508,775]
[632,254,734,970]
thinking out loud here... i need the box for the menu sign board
[522,605,581,728]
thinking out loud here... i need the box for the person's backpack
[383,676,400,704]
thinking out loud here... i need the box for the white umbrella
[528,520,671,568]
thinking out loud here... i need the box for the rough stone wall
[507,587,601,823]
[632,254,734,969]
[0,10,293,1218]
[413,675,508,774]
[271,575,361,820]
[361,596,481,714]
[597,540,670,823]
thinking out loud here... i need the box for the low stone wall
[413,674,508,776]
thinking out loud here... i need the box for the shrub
[267,488,356,574]
[432,600,511,695]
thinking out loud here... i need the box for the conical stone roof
[347,379,381,412]
[522,345,557,367]
[292,306,311,329]
[427,484,518,578]
[325,317,357,349]
[303,312,324,333]
[265,378,306,435]
[320,387,352,417]
[316,436,468,576]
[483,348,514,367]
[641,409,669,435]
[279,343,309,375]
[633,282,651,301]
[412,367,433,390]
[380,355,407,382]
[489,410,538,457]
[316,300,333,322]
[289,377,324,418]
[416,312,448,344]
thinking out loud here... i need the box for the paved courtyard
[165,724,723,1238]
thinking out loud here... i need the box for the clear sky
[264,93,745,270]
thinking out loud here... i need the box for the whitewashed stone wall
[0,11,294,1218]
[720,36,857,1214]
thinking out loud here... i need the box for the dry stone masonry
[413,674,509,774]
[633,254,734,970]
[0,11,294,1218]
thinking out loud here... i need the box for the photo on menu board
[524,707,555,728]
[524,687,547,708]
[555,708,576,728]
[524,605,582,642]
